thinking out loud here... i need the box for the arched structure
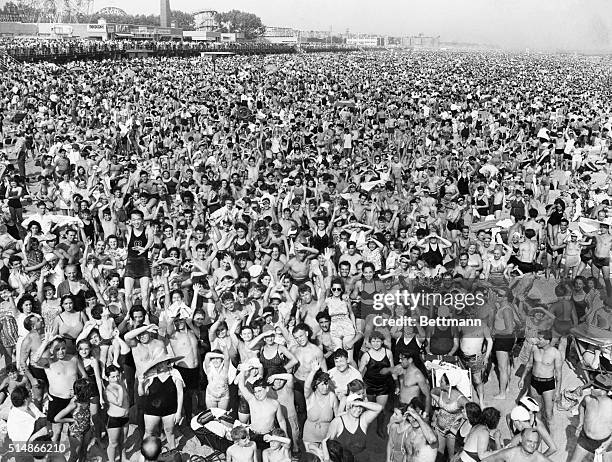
[95,6,127,16]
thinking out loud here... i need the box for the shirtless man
[19,314,46,390]
[583,223,612,290]
[266,372,299,453]
[298,285,323,335]
[458,319,493,408]
[483,429,552,462]
[402,405,438,462]
[509,229,539,274]
[290,323,327,431]
[549,284,577,362]
[393,351,432,418]
[238,371,288,453]
[283,243,319,286]
[124,323,167,435]
[166,316,199,419]
[568,389,612,462]
[454,253,478,281]
[33,327,87,443]
[314,311,335,366]
[519,331,562,428]
[124,324,167,377]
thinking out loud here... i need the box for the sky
[13,0,612,51]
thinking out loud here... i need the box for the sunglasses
[331,287,342,292]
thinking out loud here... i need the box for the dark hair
[480,407,501,430]
[17,295,36,313]
[253,378,268,390]
[465,402,482,425]
[73,378,93,403]
[312,370,331,391]
[106,364,121,376]
[130,209,145,218]
[346,379,365,395]
[316,310,331,322]
[292,323,313,339]
[370,330,386,341]
[130,304,147,320]
[10,385,30,407]
[332,349,349,360]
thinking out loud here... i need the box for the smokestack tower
[160,0,171,27]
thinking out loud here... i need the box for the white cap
[248,265,263,278]
[510,406,530,422]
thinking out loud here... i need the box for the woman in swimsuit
[572,276,589,322]
[431,372,470,460]
[492,294,515,400]
[325,278,357,363]
[351,262,385,331]
[322,395,383,461]
[139,357,184,450]
[466,244,483,277]
[459,407,503,462]
[360,330,394,437]
[303,366,338,453]
[258,328,296,378]
[76,339,105,444]
[55,378,92,462]
[386,404,411,462]
[203,348,231,411]
[52,295,87,355]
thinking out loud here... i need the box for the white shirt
[7,403,45,442]
[329,365,363,397]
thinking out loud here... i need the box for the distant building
[298,30,330,41]
[263,26,297,44]
[346,36,383,47]
[194,10,218,32]
[402,35,440,48]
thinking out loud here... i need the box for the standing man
[519,331,562,429]
[167,316,200,419]
[124,209,154,312]
[458,316,493,408]
[567,389,612,462]
[393,352,432,418]
[19,314,46,389]
[290,323,326,432]
[237,371,287,453]
[582,222,612,291]
[124,323,167,437]
[33,332,86,443]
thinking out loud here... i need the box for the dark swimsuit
[143,376,178,417]
[335,415,367,457]
[578,429,609,453]
[530,376,556,395]
[363,349,393,396]
[260,345,286,377]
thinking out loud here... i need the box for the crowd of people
[0,44,611,462]
[0,38,352,60]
